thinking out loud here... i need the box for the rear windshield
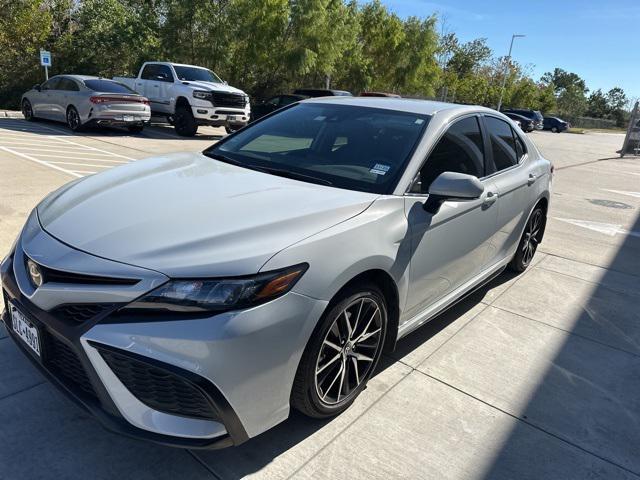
[174,66,222,83]
[84,80,135,93]
[205,103,429,194]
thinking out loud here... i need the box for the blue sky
[381,0,640,102]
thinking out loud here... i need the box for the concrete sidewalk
[0,127,638,479]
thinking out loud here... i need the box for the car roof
[300,96,494,116]
[55,75,112,82]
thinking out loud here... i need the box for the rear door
[35,77,61,119]
[140,64,173,113]
[481,115,533,266]
[52,77,81,121]
[403,115,499,320]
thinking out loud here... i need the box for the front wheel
[509,206,546,272]
[551,126,558,133]
[174,105,198,137]
[66,106,83,132]
[22,99,35,121]
[291,283,387,418]
[225,124,244,134]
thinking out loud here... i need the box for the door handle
[527,173,537,186]
[483,191,498,206]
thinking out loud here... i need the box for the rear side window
[410,116,485,193]
[141,64,158,80]
[84,80,135,93]
[58,78,79,92]
[485,117,518,171]
[41,77,61,90]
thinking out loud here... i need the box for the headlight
[244,94,250,106]
[122,263,308,315]
[193,90,212,100]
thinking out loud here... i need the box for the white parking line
[0,120,135,177]
[0,146,82,178]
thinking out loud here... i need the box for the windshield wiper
[204,152,332,186]
[252,166,333,186]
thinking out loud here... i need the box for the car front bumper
[1,212,327,447]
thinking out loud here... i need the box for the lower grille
[46,334,97,397]
[97,347,217,420]
[51,304,111,324]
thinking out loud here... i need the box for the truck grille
[211,92,245,109]
[97,347,217,420]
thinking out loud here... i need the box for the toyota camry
[1,97,551,448]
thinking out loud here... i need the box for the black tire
[66,106,83,132]
[509,205,546,272]
[22,99,35,121]
[551,126,558,133]
[127,125,144,134]
[173,105,198,137]
[291,282,388,418]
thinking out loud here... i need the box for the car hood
[37,153,377,277]
[184,81,246,96]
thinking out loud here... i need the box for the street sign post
[39,50,52,80]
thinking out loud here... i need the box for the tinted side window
[42,77,61,90]
[58,78,79,91]
[156,65,174,82]
[140,64,158,80]
[410,116,485,194]
[486,117,518,171]
[514,131,526,160]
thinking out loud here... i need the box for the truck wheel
[225,125,242,134]
[174,105,198,137]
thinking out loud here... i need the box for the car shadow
[0,117,225,141]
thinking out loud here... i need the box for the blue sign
[40,50,52,67]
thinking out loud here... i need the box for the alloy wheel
[67,108,80,130]
[314,296,383,405]
[522,209,543,266]
[22,100,33,120]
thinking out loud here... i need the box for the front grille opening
[211,92,245,108]
[97,347,217,421]
[51,304,113,324]
[45,334,97,398]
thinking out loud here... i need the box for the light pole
[496,34,525,111]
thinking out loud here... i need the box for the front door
[403,115,499,321]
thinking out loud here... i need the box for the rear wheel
[22,99,35,121]
[291,283,387,418]
[127,125,144,134]
[551,126,558,133]
[174,105,198,137]
[66,106,83,132]
[509,206,546,272]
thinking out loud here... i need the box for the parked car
[114,62,250,136]
[360,92,401,97]
[2,98,551,449]
[503,108,544,130]
[21,75,151,133]
[543,116,569,133]
[503,112,535,132]
[250,93,308,122]
[293,88,353,97]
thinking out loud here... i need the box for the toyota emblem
[27,259,44,288]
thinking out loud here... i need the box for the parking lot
[1,118,639,479]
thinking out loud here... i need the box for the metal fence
[547,115,617,129]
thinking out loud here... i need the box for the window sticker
[370,163,391,175]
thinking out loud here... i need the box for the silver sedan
[2,98,551,448]
[21,75,151,133]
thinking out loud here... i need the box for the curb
[0,111,24,119]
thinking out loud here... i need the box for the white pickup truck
[114,62,250,136]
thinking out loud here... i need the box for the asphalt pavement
[0,118,638,479]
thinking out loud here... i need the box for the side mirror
[223,80,228,85]
[33,84,41,91]
[423,171,484,214]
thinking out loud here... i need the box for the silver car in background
[21,75,151,133]
[1,98,551,449]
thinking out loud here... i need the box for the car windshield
[173,66,222,83]
[84,80,135,93]
[204,103,429,194]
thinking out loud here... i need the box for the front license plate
[9,303,41,358]
[123,115,135,122]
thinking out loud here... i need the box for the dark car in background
[503,112,535,132]
[543,116,569,133]
[250,94,307,122]
[293,88,353,97]
[503,108,543,130]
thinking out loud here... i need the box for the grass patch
[567,128,586,134]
